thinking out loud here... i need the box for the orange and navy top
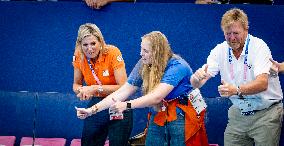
[127,56,209,146]
[72,45,125,93]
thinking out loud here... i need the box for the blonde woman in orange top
[72,23,132,146]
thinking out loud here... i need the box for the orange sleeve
[72,49,81,69]
[109,46,125,70]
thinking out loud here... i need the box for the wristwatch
[236,86,244,99]
[126,102,131,110]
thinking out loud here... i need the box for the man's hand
[218,80,237,97]
[192,64,210,82]
[269,58,280,77]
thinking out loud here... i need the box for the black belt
[257,100,282,111]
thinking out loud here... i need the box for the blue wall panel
[0,91,148,146]
[0,2,283,97]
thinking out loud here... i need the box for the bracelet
[98,85,103,93]
[90,104,99,115]
[237,86,244,99]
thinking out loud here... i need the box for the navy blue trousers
[81,97,133,146]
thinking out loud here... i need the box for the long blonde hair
[74,23,106,62]
[140,31,173,94]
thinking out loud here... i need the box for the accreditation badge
[239,99,254,116]
[109,108,124,120]
[188,88,207,115]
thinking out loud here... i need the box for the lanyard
[228,35,250,81]
[87,58,102,86]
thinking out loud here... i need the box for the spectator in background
[76,31,209,146]
[270,58,284,76]
[227,0,273,4]
[72,23,132,146]
[195,0,273,4]
[195,0,216,4]
[0,0,58,1]
[85,0,134,9]
[190,8,283,146]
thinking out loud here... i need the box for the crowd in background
[0,0,281,9]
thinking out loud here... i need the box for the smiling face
[140,38,152,65]
[224,21,248,51]
[81,35,102,59]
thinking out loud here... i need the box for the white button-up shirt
[206,34,283,110]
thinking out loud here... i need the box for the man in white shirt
[191,8,283,146]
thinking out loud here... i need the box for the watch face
[127,102,131,109]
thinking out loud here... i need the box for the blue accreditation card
[239,99,254,116]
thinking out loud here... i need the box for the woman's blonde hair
[74,23,106,62]
[140,31,173,94]
[221,8,249,31]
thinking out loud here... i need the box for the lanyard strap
[228,35,250,81]
[87,58,102,86]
